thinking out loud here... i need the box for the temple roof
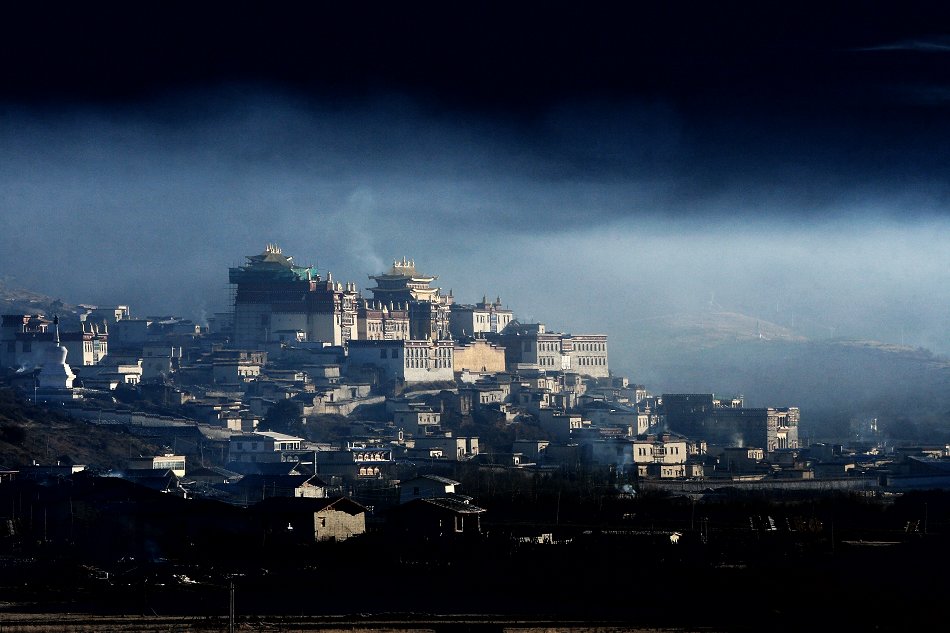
[368,257,437,283]
[229,244,315,284]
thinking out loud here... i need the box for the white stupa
[36,315,76,396]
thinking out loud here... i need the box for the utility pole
[228,578,235,633]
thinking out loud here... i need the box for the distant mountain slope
[640,310,808,348]
[623,310,950,443]
[0,277,85,326]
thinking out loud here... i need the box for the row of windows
[353,451,389,461]
[405,358,452,369]
[366,321,408,332]
[636,445,682,456]
[578,357,606,366]
[368,333,407,341]
[377,346,453,360]
[154,459,186,470]
[574,342,606,351]
[408,346,452,357]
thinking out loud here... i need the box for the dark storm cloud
[1,91,947,360]
[1,2,949,369]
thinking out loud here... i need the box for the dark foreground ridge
[0,614,710,633]
[1,472,948,633]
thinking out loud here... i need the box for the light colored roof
[421,474,460,485]
[229,431,304,442]
[420,497,485,514]
[403,474,460,486]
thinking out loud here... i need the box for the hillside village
[4,244,947,492]
[1,244,949,625]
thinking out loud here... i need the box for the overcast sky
[1,2,948,377]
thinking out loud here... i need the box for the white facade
[394,407,442,436]
[411,435,479,461]
[347,339,454,384]
[228,431,304,463]
[497,324,608,377]
[632,434,689,479]
[213,360,262,383]
[129,454,186,477]
[561,334,609,378]
[449,298,514,338]
[537,410,586,441]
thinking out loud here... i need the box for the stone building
[632,433,689,479]
[128,454,187,477]
[491,322,609,377]
[452,337,506,374]
[80,305,131,326]
[449,296,514,338]
[211,349,266,384]
[702,407,800,451]
[662,393,800,452]
[227,431,304,463]
[315,442,394,480]
[356,299,410,340]
[408,435,479,461]
[2,314,108,369]
[230,244,358,348]
[398,474,460,504]
[394,406,442,437]
[253,496,367,542]
[367,258,452,341]
[346,338,454,385]
[561,334,609,378]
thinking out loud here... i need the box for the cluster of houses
[3,243,950,544]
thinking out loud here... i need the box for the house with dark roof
[386,496,486,540]
[112,468,187,497]
[183,465,242,486]
[224,473,328,505]
[398,474,460,504]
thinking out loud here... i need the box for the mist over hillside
[0,277,85,328]
[621,310,950,443]
[3,276,947,444]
